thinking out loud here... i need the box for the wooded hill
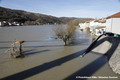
[0,6,93,25]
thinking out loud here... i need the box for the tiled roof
[94,20,99,22]
[95,26,106,29]
[107,12,120,18]
[85,21,90,23]
[94,18,106,23]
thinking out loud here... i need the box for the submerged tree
[54,23,76,46]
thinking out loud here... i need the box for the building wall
[94,22,102,26]
[112,18,120,34]
[79,23,85,29]
[106,18,112,32]
[79,23,90,30]
[0,22,1,26]
[100,22,106,26]
[89,20,97,33]
[106,17,120,34]
[89,20,95,26]
[94,28,106,36]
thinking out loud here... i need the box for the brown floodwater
[0,25,120,80]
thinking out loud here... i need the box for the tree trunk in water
[64,41,67,46]
[19,44,23,55]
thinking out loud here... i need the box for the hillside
[0,6,93,25]
[0,7,62,25]
[59,17,93,25]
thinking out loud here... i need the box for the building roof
[94,18,106,23]
[95,26,106,29]
[85,21,90,23]
[94,20,99,22]
[107,12,120,18]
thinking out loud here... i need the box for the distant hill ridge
[0,6,93,25]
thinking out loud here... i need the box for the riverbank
[0,25,120,80]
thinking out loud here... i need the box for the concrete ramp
[109,41,120,74]
[92,35,112,54]
[81,33,120,74]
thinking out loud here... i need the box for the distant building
[79,18,106,36]
[89,18,106,36]
[79,21,90,32]
[106,12,120,34]
[0,21,9,26]
[0,22,1,26]
[0,21,5,27]
[79,12,120,36]
[0,21,22,27]
[94,26,106,36]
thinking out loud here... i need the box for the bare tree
[54,23,76,46]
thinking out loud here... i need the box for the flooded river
[0,25,119,80]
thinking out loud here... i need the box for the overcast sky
[0,0,120,18]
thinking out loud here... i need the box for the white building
[106,12,120,34]
[89,18,106,35]
[0,22,1,26]
[94,26,106,36]
[0,21,5,27]
[79,23,85,30]
[79,21,90,32]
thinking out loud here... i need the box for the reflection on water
[0,25,119,80]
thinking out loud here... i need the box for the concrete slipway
[80,32,120,75]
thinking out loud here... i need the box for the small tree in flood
[54,23,76,46]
